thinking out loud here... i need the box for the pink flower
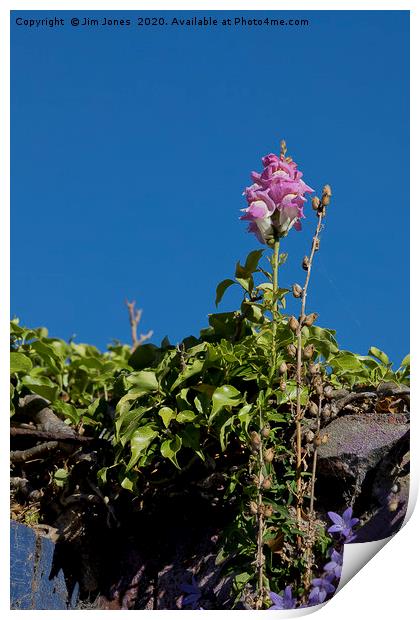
[241,151,314,244]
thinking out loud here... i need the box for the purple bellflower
[327,507,359,541]
[307,575,336,606]
[269,586,297,610]
[323,549,343,580]
[180,576,202,609]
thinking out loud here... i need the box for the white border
[2,2,417,619]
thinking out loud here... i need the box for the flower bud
[262,426,270,439]
[250,501,259,515]
[287,344,297,358]
[292,283,303,298]
[288,315,299,333]
[279,361,288,374]
[264,448,275,463]
[264,504,274,518]
[303,313,318,327]
[280,139,287,155]
[279,380,287,391]
[302,256,310,271]
[308,401,319,417]
[303,344,315,359]
[312,196,320,211]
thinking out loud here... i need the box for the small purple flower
[324,549,343,580]
[327,507,359,540]
[269,586,296,610]
[180,576,202,609]
[307,576,336,605]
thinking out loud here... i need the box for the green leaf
[10,352,32,375]
[160,434,182,468]
[21,375,59,402]
[159,406,176,428]
[237,404,253,433]
[128,343,160,371]
[369,346,390,366]
[244,249,264,273]
[210,385,241,422]
[176,410,196,423]
[220,416,235,451]
[171,358,204,390]
[121,477,134,491]
[401,353,410,368]
[126,426,158,470]
[126,370,159,392]
[215,279,235,307]
[53,468,68,488]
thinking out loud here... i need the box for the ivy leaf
[160,435,182,469]
[176,410,196,423]
[126,426,158,470]
[210,385,241,422]
[128,343,160,371]
[126,371,158,392]
[159,406,176,428]
[369,346,390,366]
[400,353,410,368]
[215,279,235,307]
[10,352,32,375]
[244,249,264,273]
[21,375,59,402]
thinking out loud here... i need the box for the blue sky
[11,10,409,364]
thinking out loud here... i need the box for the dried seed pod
[315,382,324,397]
[287,344,297,358]
[288,315,299,333]
[388,499,399,512]
[302,256,310,271]
[305,430,315,443]
[313,434,322,447]
[279,361,288,374]
[262,477,272,491]
[308,401,319,417]
[250,501,259,515]
[391,483,399,494]
[292,283,303,298]
[279,380,287,391]
[264,448,275,463]
[303,312,318,328]
[323,184,332,197]
[321,194,330,207]
[309,362,320,375]
[262,426,271,439]
[264,505,274,518]
[321,404,331,422]
[312,237,320,251]
[323,385,334,399]
[312,196,320,211]
[303,344,315,359]
[249,431,261,450]
[321,433,329,444]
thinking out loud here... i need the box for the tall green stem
[271,239,280,369]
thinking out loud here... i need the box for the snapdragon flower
[241,151,314,244]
